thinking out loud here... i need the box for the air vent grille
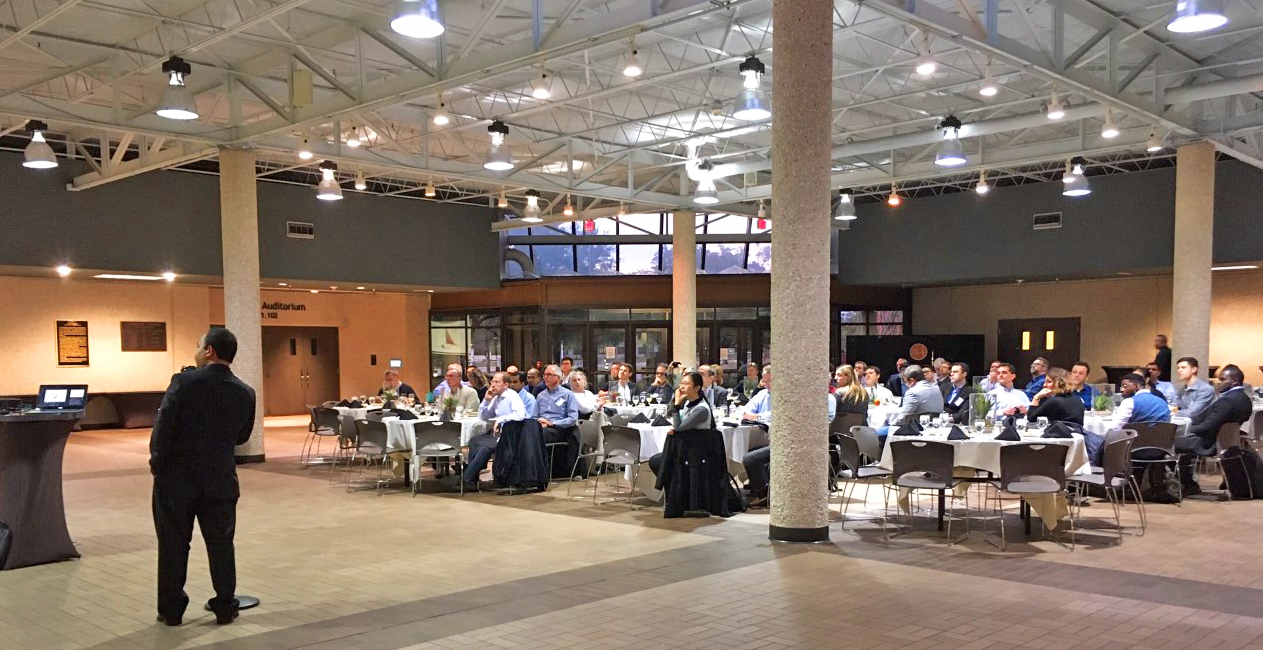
[287,221,315,239]
[1032,212,1062,231]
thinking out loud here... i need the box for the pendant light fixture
[297,137,313,160]
[978,59,998,97]
[22,120,57,169]
[432,95,450,125]
[156,56,199,120]
[975,171,990,195]
[562,196,574,217]
[693,161,719,205]
[1062,158,1091,197]
[316,161,343,201]
[522,189,543,222]
[484,120,514,171]
[835,193,856,220]
[425,179,436,197]
[390,0,445,39]
[346,126,362,148]
[1167,0,1228,33]
[1045,92,1066,120]
[731,56,771,121]
[497,190,509,208]
[531,68,551,100]
[1101,108,1119,139]
[887,186,902,207]
[56,265,72,277]
[934,115,967,167]
[1146,129,1164,153]
[623,39,642,77]
[914,31,936,76]
[354,171,367,191]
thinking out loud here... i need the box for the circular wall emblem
[909,343,928,361]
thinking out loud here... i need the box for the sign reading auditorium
[260,302,307,320]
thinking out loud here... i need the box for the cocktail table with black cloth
[653,428,736,518]
[493,419,549,491]
[0,411,82,569]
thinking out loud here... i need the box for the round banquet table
[1081,413,1190,437]
[876,426,1089,477]
[866,403,900,429]
[379,416,487,483]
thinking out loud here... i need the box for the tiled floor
[4,417,1263,650]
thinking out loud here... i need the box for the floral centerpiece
[441,396,459,420]
[1092,393,1114,414]
[970,392,994,425]
[382,389,398,406]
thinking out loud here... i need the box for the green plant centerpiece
[1092,393,1114,414]
[382,389,399,405]
[441,396,459,420]
[970,392,994,425]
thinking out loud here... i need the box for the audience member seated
[568,371,598,417]
[1068,361,1096,410]
[832,364,869,419]
[438,366,480,413]
[740,368,834,506]
[468,368,490,401]
[644,363,675,403]
[978,360,1001,393]
[864,366,894,404]
[441,372,524,492]
[648,372,735,517]
[534,364,580,478]
[1027,367,1085,426]
[734,362,762,404]
[1145,362,1177,403]
[525,367,547,396]
[1173,364,1253,495]
[604,363,641,403]
[1024,357,1048,399]
[886,358,909,397]
[508,371,536,416]
[987,363,1031,420]
[559,357,575,385]
[875,365,945,443]
[1111,373,1171,431]
[699,365,729,408]
[378,369,417,401]
[942,362,976,424]
[739,366,774,424]
[853,360,868,385]
[933,357,952,396]
[1174,356,1216,422]
[431,364,468,400]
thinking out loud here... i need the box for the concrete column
[1172,142,1214,368]
[768,0,833,542]
[672,210,697,368]
[219,147,265,463]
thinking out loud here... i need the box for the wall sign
[121,321,168,351]
[261,301,307,320]
[56,320,90,366]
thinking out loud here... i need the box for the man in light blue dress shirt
[445,372,525,491]
[535,364,580,478]
[508,371,536,416]
[1174,356,1216,422]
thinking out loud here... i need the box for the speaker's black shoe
[214,610,239,625]
[155,615,182,627]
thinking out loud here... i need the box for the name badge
[555,397,566,406]
[951,396,964,407]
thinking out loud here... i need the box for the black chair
[886,440,964,543]
[989,443,1072,550]
[1070,430,1142,541]
[834,434,891,529]
[1201,422,1248,501]
[347,419,391,494]
[329,413,360,486]
[595,425,642,505]
[302,406,340,465]
[412,421,465,496]
[1128,421,1180,505]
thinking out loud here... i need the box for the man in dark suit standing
[1175,364,1252,494]
[150,327,256,626]
[1153,334,1173,382]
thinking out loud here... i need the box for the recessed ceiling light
[162,272,177,282]
[279,282,288,286]
[310,289,319,293]
[1211,265,1258,271]
[93,274,164,281]
[357,286,366,290]
[56,265,72,277]
[427,289,434,293]
[329,286,338,290]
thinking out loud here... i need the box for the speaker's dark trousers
[153,483,239,620]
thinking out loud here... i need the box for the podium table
[0,411,82,570]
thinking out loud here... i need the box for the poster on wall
[121,321,168,351]
[56,320,90,366]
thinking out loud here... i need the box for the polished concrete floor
[4,416,1263,650]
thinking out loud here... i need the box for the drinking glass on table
[919,414,931,428]
[1015,419,1028,435]
[1036,416,1049,430]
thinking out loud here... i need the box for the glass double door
[697,324,760,388]
[551,324,669,388]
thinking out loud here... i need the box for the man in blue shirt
[508,371,536,416]
[1111,373,1171,430]
[534,364,580,478]
[443,372,525,492]
[1174,356,1216,422]
[1145,363,1177,403]
[1069,361,1097,410]
[1024,357,1048,399]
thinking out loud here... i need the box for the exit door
[997,318,1081,385]
[262,326,341,416]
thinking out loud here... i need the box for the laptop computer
[36,385,88,411]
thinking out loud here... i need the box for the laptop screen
[37,385,88,410]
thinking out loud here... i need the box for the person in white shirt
[568,371,598,416]
[432,363,469,400]
[438,366,480,413]
[559,357,576,386]
[863,366,894,404]
[987,362,1031,419]
[978,360,1001,393]
[444,372,525,491]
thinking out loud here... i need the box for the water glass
[919,414,931,427]
[1037,416,1049,429]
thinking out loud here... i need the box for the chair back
[1216,422,1243,454]
[366,409,388,422]
[998,443,1069,492]
[836,434,863,476]
[577,419,602,455]
[610,414,632,427]
[338,414,358,446]
[890,440,954,488]
[312,406,339,432]
[353,419,388,453]
[1129,421,1177,457]
[600,425,641,465]
[1099,431,1136,483]
[413,421,462,455]
[850,425,883,462]
[830,411,866,435]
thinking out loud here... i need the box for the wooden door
[262,326,341,416]
[996,318,1081,385]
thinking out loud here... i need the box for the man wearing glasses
[644,363,674,403]
[535,364,580,478]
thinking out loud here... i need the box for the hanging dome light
[835,193,856,220]
[346,126,362,148]
[623,40,642,77]
[425,179,436,197]
[975,171,990,195]
[316,161,343,201]
[297,137,313,160]
[562,196,574,217]
[693,161,719,205]
[522,189,543,222]
[391,0,445,39]
[1062,159,1091,197]
[732,56,771,121]
[156,56,199,120]
[914,32,936,76]
[531,70,551,100]
[979,60,998,97]
[1167,0,1228,33]
[1101,109,1120,139]
[1046,92,1066,120]
[497,190,508,208]
[887,186,902,206]
[934,115,967,167]
[1146,130,1164,153]
[484,120,514,170]
[23,120,57,169]
[432,95,450,125]
[354,171,367,191]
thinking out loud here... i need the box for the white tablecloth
[867,404,900,428]
[333,405,377,421]
[877,427,1089,477]
[1082,414,1190,437]
[627,421,767,464]
[378,416,487,483]
[1242,403,1263,437]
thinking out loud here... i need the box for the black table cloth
[0,411,81,569]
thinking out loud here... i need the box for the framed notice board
[56,320,90,366]
[121,321,168,351]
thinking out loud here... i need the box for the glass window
[529,224,569,236]
[617,213,662,234]
[661,244,703,273]
[871,310,904,323]
[839,324,865,338]
[504,309,539,324]
[630,308,670,321]
[503,257,526,279]
[431,327,467,377]
[664,213,705,235]
[470,327,501,372]
[533,245,575,275]
[704,214,750,234]
[697,327,712,365]
[576,244,618,275]
[551,326,586,375]
[619,244,662,274]
[696,308,716,321]
[633,327,670,377]
[839,310,865,323]
[593,327,627,385]
[430,315,465,329]
[589,308,630,321]
[873,323,903,336]
[469,313,500,327]
[547,308,588,322]
[715,308,758,320]
[746,242,771,272]
[704,243,748,273]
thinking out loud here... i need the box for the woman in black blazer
[1027,367,1085,425]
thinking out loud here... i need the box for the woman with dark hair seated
[648,371,737,518]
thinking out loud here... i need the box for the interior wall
[912,270,1263,384]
